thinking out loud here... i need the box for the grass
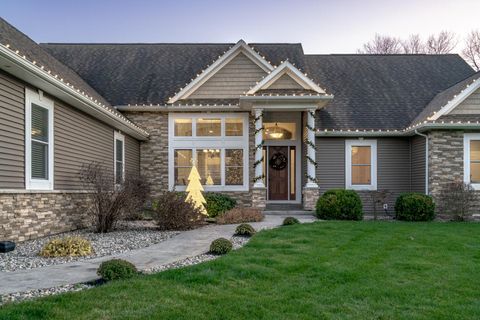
[1,221,480,319]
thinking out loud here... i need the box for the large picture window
[169,113,249,191]
[464,133,480,189]
[25,88,54,190]
[345,140,377,190]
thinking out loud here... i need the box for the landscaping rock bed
[0,221,178,272]
[0,235,251,305]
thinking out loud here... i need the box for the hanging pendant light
[269,122,284,139]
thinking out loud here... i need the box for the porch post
[305,108,318,188]
[303,108,319,211]
[253,108,265,188]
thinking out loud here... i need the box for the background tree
[401,34,425,54]
[425,31,457,54]
[358,34,402,54]
[463,30,480,70]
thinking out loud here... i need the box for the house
[1,17,480,241]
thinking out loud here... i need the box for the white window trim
[345,139,377,191]
[463,133,480,190]
[114,131,125,185]
[25,88,54,190]
[168,113,249,192]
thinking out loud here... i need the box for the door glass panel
[290,146,295,200]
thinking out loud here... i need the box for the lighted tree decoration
[186,164,208,216]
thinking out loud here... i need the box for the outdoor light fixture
[268,123,284,139]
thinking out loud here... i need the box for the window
[225,118,243,136]
[174,119,192,136]
[169,113,248,191]
[225,149,243,185]
[345,140,377,190]
[114,132,125,184]
[197,118,221,136]
[25,88,54,190]
[464,134,480,189]
[174,149,192,185]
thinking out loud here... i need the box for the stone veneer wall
[124,111,256,207]
[428,130,480,213]
[0,192,91,242]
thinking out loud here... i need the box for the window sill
[346,185,377,191]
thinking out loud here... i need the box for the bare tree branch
[426,31,457,54]
[401,34,425,54]
[358,34,402,54]
[462,30,480,71]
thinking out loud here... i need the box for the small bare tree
[358,34,402,54]
[426,31,457,54]
[463,30,480,71]
[401,34,425,54]
[439,180,476,221]
[368,190,393,220]
[79,162,149,233]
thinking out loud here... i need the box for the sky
[1,0,479,53]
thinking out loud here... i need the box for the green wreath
[269,152,288,170]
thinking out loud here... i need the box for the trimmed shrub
[216,208,264,224]
[283,217,300,226]
[235,223,256,237]
[395,193,435,221]
[205,193,237,217]
[316,189,363,220]
[209,238,233,255]
[40,237,93,257]
[152,191,204,230]
[97,259,137,281]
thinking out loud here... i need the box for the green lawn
[1,221,480,319]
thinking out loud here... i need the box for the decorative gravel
[143,235,251,274]
[0,283,95,305]
[0,221,178,272]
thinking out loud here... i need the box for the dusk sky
[1,0,479,53]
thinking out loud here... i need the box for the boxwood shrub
[235,223,256,237]
[209,238,233,255]
[205,193,237,218]
[316,189,363,220]
[395,193,435,221]
[97,259,137,281]
[282,217,300,225]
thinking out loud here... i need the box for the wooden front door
[268,146,289,200]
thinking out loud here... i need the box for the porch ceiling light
[268,123,284,139]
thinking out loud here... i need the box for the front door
[268,146,289,200]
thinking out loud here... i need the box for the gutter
[414,130,429,195]
[0,45,149,140]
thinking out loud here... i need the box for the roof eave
[0,45,149,140]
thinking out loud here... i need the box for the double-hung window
[25,88,54,190]
[169,113,249,191]
[345,140,377,190]
[114,132,125,184]
[464,133,480,189]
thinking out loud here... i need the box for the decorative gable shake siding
[316,137,418,213]
[0,70,25,189]
[450,87,480,115]
[268,74,304,90]
[188,53,267,99]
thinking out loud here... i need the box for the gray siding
[189,52,266,99]
[0,71,25,189]
[316,137,412,213]
[125,134,140,176]
[451,88,480,114]
[411,135,426,194]
[54,102,114,190]
[268,74,304,90]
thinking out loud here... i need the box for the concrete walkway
[0,213,315,295]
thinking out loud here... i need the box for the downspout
[415,130,428,195]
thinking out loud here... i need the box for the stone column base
[302,187,319,211]
[252,187,267,210]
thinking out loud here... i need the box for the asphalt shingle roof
[0,18,111,107]
[40,43,306,106]
[305,54,475,130]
